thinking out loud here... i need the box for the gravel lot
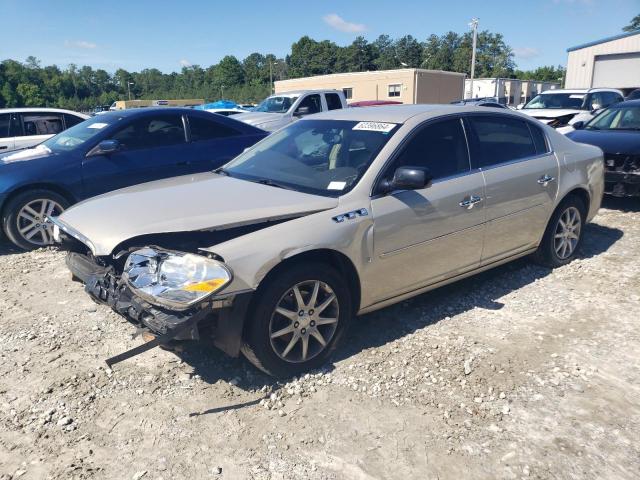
[1,197,639,480]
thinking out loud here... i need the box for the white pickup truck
[234,90,347,132]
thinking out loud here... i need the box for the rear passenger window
[22,113,64,136]
[391,118,470,180]
[528,124,549,155]
[467,116,537,167]
[188,115,239,141]
[325,93,343,111]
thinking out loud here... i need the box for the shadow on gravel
[161,223,623,408]
[0,239,21,256]
[601,196,640,213]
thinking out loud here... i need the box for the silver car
[51,105,604,377]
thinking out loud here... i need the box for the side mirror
[590,103,602,113]
[571,121,585,130]
[516,104,524,110]
[294,106,311,117]
[380,166,432,193]
[87,139,120,157]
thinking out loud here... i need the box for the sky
[1,0,638,73]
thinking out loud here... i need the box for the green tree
[623,14,640,32]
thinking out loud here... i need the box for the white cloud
[323,13,366,33]
[65,40,97,49]
[513,47,540,60]
[179,59,192,67]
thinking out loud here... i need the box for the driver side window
[296,94,322,115]
[110,115,186,151]
[385,118,471,182]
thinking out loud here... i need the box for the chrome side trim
[379,223,484,258]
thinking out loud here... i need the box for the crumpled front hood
[234,111,287,126]
[0,145,53,164]
[520,109,581,121]
[56,173,338,256]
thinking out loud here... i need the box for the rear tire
[241,262,352,378]
[533,195,586,268]
[2,189,69,251]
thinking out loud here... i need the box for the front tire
[241,262,352,378]
[533,195,585,268]
[2,190,69,251]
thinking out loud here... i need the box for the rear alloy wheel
[553,206,581,260]
[3,190,68,250]
[533,195,585,268]
[242,263,351,377]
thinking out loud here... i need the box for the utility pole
[127,81,134,101]
[221,85,225,99]
[269,59,273,94]
[468,17,479,99]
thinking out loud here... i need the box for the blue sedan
[0,108,267,249]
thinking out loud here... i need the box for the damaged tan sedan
[51,105,604,377]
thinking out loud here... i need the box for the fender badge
[333,208,369,223]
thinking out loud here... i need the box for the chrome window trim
[462,112,555,172]
[370,113,471,198]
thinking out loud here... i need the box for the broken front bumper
[604,154,640,197]
[66,252,252,367]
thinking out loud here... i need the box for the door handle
[537,174,555,186]
[459,195,482,209]
[0,146,7,150]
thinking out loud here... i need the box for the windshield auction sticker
[88,122,109,129]
[352,122,396,133]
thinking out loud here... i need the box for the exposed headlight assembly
[123,247,232,310]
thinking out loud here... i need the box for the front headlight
[123,247,232,310]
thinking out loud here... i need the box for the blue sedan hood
[567,129,640,156]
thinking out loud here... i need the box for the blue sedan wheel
[3,190,69,250]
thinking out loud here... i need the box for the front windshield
[42,116,113,152]
[586,106,640,131]
[223,119,399,196]
[254,96,298,113]
[524,93,585,110]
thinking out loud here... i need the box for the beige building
[274,69,465,104]
[565,30,640,92]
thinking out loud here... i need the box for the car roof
[272,90,341,96]
[0,107,89,117]
[613,99,640,107]
[541,88,623,94]
[98,107,201,118]
[302,104,513,123]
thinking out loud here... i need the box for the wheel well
[256,249,362,316]
[1,184,76,217]
[562,188,590,217]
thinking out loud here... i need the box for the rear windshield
[224,119,399,196]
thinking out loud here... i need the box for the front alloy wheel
[269,280,339,363]
[16,198,64,246]
[2,189,69,251]
[242,262,351,377]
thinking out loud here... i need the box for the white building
[565,29,640,93]
[464,78,560,106]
